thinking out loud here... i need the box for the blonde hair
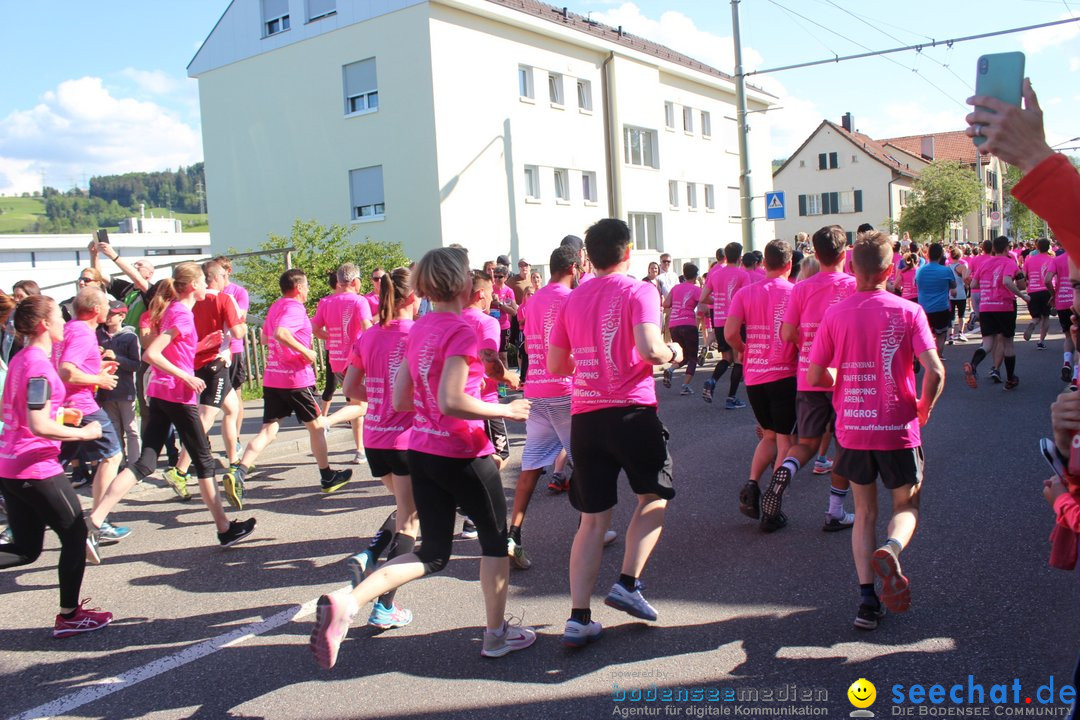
[79,267,106,286]
[798,256,821,281]
[414,248,470,302]
[148,262,202,330]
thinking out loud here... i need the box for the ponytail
[148,262,202,332]
[378,266,412,327]
[13,294,55,346]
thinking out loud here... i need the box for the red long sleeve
[1011,154,1080,265]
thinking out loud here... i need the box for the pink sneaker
[53,599,113,638]
[310,592,358,670]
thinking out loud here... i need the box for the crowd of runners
[0,79,1078,691]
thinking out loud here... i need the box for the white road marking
[8,591,340,720]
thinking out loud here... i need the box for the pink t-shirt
[843,248,855,276]
[783,270,857,392]
[549,273,662,415]
[667,281,700,328]
[704,265,750,327]
[263,296,317,389]
[363,291,380,318]
[522,282,573,400]
[223,282,250,354]
[314,292,372,374]
[0,346,66,479]
[1049,253,1075,310]
[56,319,102,415]
[349,319,413,451]
[491,284,515,331]
[1024,253,1053,294]
[751,268,766,283]
[728,277,798,386]
[148,302,198,405]
[974,255,1017,312]
[406,312,494,459]
[896,265,918,300]
[578,272,595,285]
[810,290,935,451]
[461,307,501,403]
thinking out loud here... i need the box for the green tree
[231,218,411,317]
[898,160,983,241]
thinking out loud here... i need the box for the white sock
[1066,353,1072,365]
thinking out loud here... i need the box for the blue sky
[0,0,1076,195]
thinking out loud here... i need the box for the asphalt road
[2,329,1078,720]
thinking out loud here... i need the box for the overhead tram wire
[765,0,968,108]
[745,14,1080,77]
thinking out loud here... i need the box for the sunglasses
[78,277,93,283]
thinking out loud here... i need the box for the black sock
[860,583,879,608]
[509,524,522,544]
[319,467,334,480]
[378,533,416,607]
[368,524,395,559]
[711,359,730,382]
[728,364,743,398]
[618,573,638,592]
[1004,355,1016,380]
[971,347,987,369]
[61,608,77,619]
[570,607,591,624]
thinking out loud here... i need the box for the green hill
[0,199,208,233]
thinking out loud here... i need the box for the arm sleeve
[1054,491,1080,533]
[549,304,570,350]
[1011,154,1080,265]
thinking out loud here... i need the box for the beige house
[772,115,1003,245]
[187,0,779,277]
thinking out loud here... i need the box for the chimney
[920,136,935,160]
[841,112,854,132]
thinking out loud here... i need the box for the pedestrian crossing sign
[765,191,785,220]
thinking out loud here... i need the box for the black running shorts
[1028,290,1052,320]
[196,359,231,408]
[484,417,510,461]
[569,406,675,513]
[795,390,834,439]
[228,353,248,390]
[366,447,410,478]
[926,310,952,335]
[834,444,924,489]
[262,386,322,424]
[745,376,798,435]
[979,310,1017,338]
[1060,308,1075,335]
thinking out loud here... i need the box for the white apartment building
[187,0,778,277]
[773,114,1003,246]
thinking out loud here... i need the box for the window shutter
[344,59,377,96]
[854,190,863,212]
[829,152,838,169]
[818,153,827,170]
[263,0,288,19]
[821,193,830,215]
[799,194,807,216]
[829,192,839,214]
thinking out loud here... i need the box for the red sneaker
[53,599,113,638]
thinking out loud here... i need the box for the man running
[964,236,1029,390]
[778,225,857,531]
[662,264,703,396]
[549,218,680,647]
[915,243,956,356]
[1045,248,1076,382]
[725,239,798,532]
[1022,238,1054,350]
[223,269,352,504]
[807,230,944,630]
[698,242,749,408]
[218,256,250,455]
[489,267,518,370]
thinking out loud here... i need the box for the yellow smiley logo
[848,678,877,708]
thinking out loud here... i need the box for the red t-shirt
[192,290,242,369]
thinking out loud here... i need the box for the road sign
[765,191,785,220]
[990,210,1001,223]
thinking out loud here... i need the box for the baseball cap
[108,300,128,315]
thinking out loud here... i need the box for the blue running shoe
[368,601,413,629]
[347,549,376,588]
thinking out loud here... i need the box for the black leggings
[0,474,88,609]
[670,325,699,376]
[407,450,507,575]
[321,350,337,402]
[132,398,214,479]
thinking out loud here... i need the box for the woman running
[335,267,420,629]
[87,263,255,550]
[0,295,114,637]
[311,247,534,670]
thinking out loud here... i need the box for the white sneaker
[352,452,366,464]
[481,618,536,658]
[603,529,617,546]
[563,618,603,647]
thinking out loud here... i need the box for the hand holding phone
[971,53,1025,147]
[96,229,110,245]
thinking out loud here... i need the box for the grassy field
[0,196,46,232]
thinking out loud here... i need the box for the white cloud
[120,68,184,96]
[1021,14,1080,54]
[1070,57,1080,72]
[0,77,202,195]
[855,100,965,140]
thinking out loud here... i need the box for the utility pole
[731,0,754,250]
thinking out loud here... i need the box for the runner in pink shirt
[697,242,749,406]
[662,265,705,395]
[807,230,944,631]
[1045,250,1077,382]
[0,295,114,637]
[313,262,373,463]
[89,263,255,551]
[218,256,251,460]
[548,218,682,647]
[310,247,534,669]
[1021,238,1055,349]
[895,254,919,302]
[964,236,1030,390]
[226,268,353,500]
[507,246,577,570]
[725,240,799,532]
[964,239,994,334]
[779,225,858,531]
[489,267,518,369]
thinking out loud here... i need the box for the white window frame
[838,190,855,214]
[668,180,679,208]
[265,13,290,35]
[581,171,597,204]
[524,165,540,201]
[682,106,694,133]
[577,79,592,112]
[806,193,822,216]
[343,58,378,117]
[554,168,570,202]
[686,182,698,210]
[701,111,711,138]
[349,166,385,223]
[704,184,715,211]
[623,126,658,169]
[518,65,534,101]
[628,212,661,251]
[727,186,741,223]
[548,72,564,106]
[664,102,675,130]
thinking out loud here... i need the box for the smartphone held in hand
[972,52,1025,147]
